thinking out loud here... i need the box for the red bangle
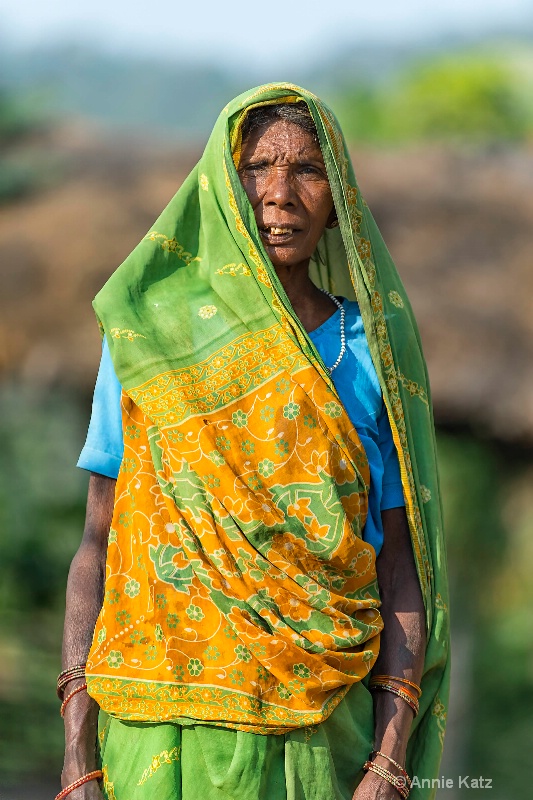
[370,679,419,705]
[55,770,103,800]
[60,683,88,717]
[368,681,420,716]
[371,674,421,697]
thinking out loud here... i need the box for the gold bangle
[371,751,411,786]
[363,761,410,798]
[57,665,86,700]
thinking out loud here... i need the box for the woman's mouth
[259,226,300,243]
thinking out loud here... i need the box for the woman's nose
[263,167,297,208]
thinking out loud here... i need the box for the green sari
[91,83,450,799]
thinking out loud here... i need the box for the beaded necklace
[318,289,346,373]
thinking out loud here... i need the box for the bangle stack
[364,751,412,798]
[372,675,421,694]
[371,751,411,784]
[369,674,421,717]
[57,664,86,700]
[364,761,411,800]
[55,770,103,800]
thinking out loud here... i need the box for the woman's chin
[264,246,313,271]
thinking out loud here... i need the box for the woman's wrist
[357,767,407,799]
[374,729,408,765]
[62,691,100,779]
[372,691,413,763]
[63,742,98,782]
[62,743,99,787]
[361,751,412,800]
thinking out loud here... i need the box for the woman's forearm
[62,541,106,775]
[61,475,115,783]
[371,507,426,763]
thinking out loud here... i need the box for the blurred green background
[1,2,533,797]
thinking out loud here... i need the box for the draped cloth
[86,84,450,793]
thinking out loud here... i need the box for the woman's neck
[274,262,339,333]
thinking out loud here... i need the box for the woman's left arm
[353,506,426,800]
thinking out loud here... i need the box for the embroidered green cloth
[98,682,374,800]
[89,83,450,798]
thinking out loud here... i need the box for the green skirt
[98,683,374,800]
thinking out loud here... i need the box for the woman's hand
[60,684,103,800]
[352,770,402,800]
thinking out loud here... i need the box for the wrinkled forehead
[231,97,320,169]
[239,119,325,164]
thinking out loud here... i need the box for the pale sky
[1,0,532,69]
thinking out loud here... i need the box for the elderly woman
[59,84,449,800]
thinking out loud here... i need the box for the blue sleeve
[77,337,124,479]
[377,403,405,510]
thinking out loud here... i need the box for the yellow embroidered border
[87,676,351,735]
[128,324,309,426]
[102,766,117,800]
[313,109,433,612]
[223,159,272,288]
[370,289,432,605]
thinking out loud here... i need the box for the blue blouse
[78,299,404,555]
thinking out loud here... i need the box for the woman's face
[238,119,334,273]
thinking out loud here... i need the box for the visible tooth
[270,227,292,235]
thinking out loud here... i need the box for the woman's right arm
[60,473,116,798]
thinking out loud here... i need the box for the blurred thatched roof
[357,145,533,443]
[1,127,532,443]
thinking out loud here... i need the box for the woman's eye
[242,163,268,175]
[298,165,320,176]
